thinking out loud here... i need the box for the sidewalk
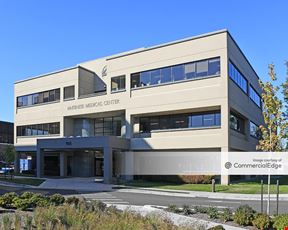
[115,186,288,201]
[39,177,113,191]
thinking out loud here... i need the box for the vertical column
[124,151,134,181]
[221,146,230,185]
[103,147,112,183]
[121,116,126,137]
[14,152,20,174]
[59,152,67,177]
[36,148,44,178]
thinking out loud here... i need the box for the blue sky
[0,0,287,122]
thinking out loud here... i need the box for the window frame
[111,75,126,92]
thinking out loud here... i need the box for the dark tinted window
[64,86,75,99]
[111,76,125,92]
[229,62,248,93]
[16,122,60,136]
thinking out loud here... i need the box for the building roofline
[106,29,228,61]
[0,120,14,125]
[226,31,260,79]
[14,66,96,85]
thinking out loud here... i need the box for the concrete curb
[112,204,245,230]
[115,186,288,201]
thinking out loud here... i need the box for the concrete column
[59,152,67,177]
[124,151,134,181]
[14,152,20,174]
[125,111,132,138]
[121,116,126,137]
[221,147,230,185]
[36,148,44,178]
[103,147,112,183]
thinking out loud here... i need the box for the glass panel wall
[16,122,60,136]
[17,88,60,108]
[139,111,221,133]
[131,57,220,88]
[94,116,122,136]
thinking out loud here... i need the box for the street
[1,185,288,214]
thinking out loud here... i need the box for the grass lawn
[0,177,45,186]
[123,177,288,194]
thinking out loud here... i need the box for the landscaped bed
[163,204,288,230]
[0,177,45,186]
[0,192,207,230]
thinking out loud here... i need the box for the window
[161,67,172,83]
[229,62,248,93]
[17,88,60,108]
[139,111,221,133]
[230,112,245,133]
[64,86,75,99]
[250,121,261,139]
[151,70,161,85]
[94,116,122,136]
[196,60,208,77]
[249,85,261,107]
[111,76,125,92]
[131,57,221,89]
[172,65,185,81]
[16,122,60,136]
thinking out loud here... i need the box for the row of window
[16,122,60,137]
[17,86,75,108]
[17,89,60,108]
[0,122,14,144]
[139,111,221,133]
[229,61,261,108]
[230,112,261,139]
[131,57,220,89]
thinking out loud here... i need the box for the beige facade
[14,30,263,184]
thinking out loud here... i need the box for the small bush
[12,197,33,211]
[167,204,181,213]
[49,193,65,206]
[194,206,208,214]
[30,193,49,207]
[20,192,34,199]
[273,214,288,230]
[182,205,192,215]
[178,175,215,184]
[252,213,270,230]
[0,192,18,208]
[65,196,80,206]
[233,205,255,226]
[207,207,219,219]
[219,208,232,223]
[207,225,225,230]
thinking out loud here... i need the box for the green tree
[3,145,16,164]
[257,63,287,152]
[282,61,288,149]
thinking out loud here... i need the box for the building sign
[67,99,120,111]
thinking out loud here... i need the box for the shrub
[167,204,181,213]
[194,206,208,214]
[49,193,65,206]
[207,225,225,230]
[273,214,288,230]
[29,193,49,207]
[178,175,215,184]
[12,197,33,211]
[233,205,255,226]
[20,191,34,199]
[182,205,192,215]
[207,207,219,219]
[219,208,232,223]
[252,213,270,230]
[65,196,80,206]
[0,192,18,208]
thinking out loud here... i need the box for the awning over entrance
[36,136,130,183]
